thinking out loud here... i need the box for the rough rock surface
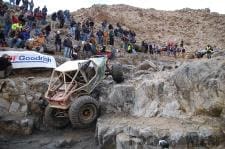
[100,57,225,118]
[96,56,225,148]
[0,77,49,135]
[0,54,225,148]
[96,115,225,149]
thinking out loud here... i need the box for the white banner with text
[0,51,56,69]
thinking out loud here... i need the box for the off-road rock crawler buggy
[44,56,123,128]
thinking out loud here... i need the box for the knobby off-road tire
[69,96,99,128]
[111,64,124,83]
[44,105,70,128]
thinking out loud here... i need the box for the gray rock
[18,95,27,104]
[20,118,33,127]
[2,93,10,100]
[107,84,135,113]
[96,115,225,148]
[26,95,34,102]
[2,79,18,95]
[0,98,10,111]
[9,102,20,113]
[137,60,158,71]
[55,138,74,148]
[20,105,28,113]
[116,133,143,149]
[0,98,10,117]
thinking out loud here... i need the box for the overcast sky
[4,0,225,14]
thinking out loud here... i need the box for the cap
[1,54,10,58]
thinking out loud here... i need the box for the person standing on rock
[55,31,62,52]
[109,29,114,46]
[63,34,73,58]
[180,39,184,48]
[96,29,103,46]
[29,0,34,12]
[75,22,81,41]
[0,54,13,78]
[206,44,213,59]
[51,12,57,30]
[9,0,15,5]
[82,41,92,58]
[16,0,21,6]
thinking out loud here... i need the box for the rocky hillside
[72,4,225,51]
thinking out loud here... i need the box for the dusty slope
[72,4,225,51]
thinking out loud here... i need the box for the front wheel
[44,105,70,128]
[69,96,99,128]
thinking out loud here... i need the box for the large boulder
[171,57,225,116]
[102,57,225,118]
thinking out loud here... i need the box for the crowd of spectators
[0,0,190,60]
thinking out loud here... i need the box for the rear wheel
[69,96,99,128]
[44,105,69,128]
[111,64,124,83]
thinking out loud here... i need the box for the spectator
[101,20,107,31]
[141,40,148,53]
[89,20,94,32]
[63,34,73,58]
[3,11,12,37]
[180,39,184,48]
[8,29,22,48]
[29,0,34,12]
[75,22,81,41]
[41,5,48,24]
[206,44,213,59]
[16,0,21,6]
[55,30,62,52]
[22,0,29,11]
[18,27,30,48]
[109,29,114,46]
[10,0,15,5]
[43,24,51,42]
[51,12,57,29]
[149,43,153,54]
[32,32,46,51]
[57,10,64,28]
[64,10,71,25]
[69,23,76,38]
[103,30,108,45]
[0,29,6,47]
[89,33,97,55]
[0,54,13,78]
[83,41,92,58]
[96,29,103,45]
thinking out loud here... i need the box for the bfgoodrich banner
[0,51,56,69]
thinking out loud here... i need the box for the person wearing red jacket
[12,15,19,24]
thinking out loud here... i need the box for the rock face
[101,57,225,118]
[96,115,225,149]
[96,57,225,148]
[0,77,49,135]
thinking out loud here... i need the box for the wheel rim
[79,104,97,124]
